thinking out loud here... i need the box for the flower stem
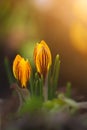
[4,57,14,85]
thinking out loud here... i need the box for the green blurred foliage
[0,0,39,49]
[19,40,38,67]
[19,97,43,115]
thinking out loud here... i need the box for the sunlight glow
[70,0,87,54]
[70,22,87,54]
[74,0,87,24]
[33,0,53,11]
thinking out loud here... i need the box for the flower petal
[34,40,52,77]
[13,55,31,87]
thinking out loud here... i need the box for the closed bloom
[13,54,31,88]
[34,40,52,77]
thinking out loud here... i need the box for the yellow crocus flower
[34,40,52,77]
[13,54,31,88]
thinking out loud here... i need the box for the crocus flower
[34,40,52,78]
[13,54,31,88]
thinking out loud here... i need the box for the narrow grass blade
[29,71,34,96]
[39,75,43,98]
[4,57,14,85]
[48,65,53,100]
[65,82,72,98]
[52,54,60,98]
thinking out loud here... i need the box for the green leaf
[29,71,34,96]
[58,94,78,109]
[65,82,72,98]
[35,80,39,96]
[19,97,43,116]
[48,65,52,100]
[4,57,14,85]
[52,54,60,98]
[39,75,43,98]
[43,100,54,110]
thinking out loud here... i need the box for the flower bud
[13,55,31,87]
[34,40,52,77]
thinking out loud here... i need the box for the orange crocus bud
[34,40,52,78]
[13,54,31,88]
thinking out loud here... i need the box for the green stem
[4,57,14,85]
[43,75,48,101]
[48,65,52,100]
[39,75,43,98]
[65,82,72,98]
[52,54,60,98]
[29,72,34,96]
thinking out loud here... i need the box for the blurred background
[1,0,87,97]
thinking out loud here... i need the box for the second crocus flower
[34,40,52,78]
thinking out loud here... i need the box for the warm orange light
[73,0,87,24]
[70,22,87,54]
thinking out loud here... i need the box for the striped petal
[13,55,31,87]
[34,40,52,77]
